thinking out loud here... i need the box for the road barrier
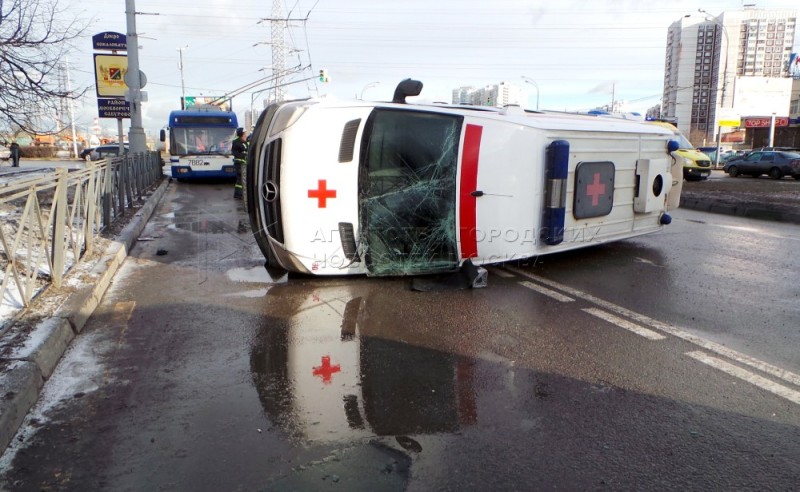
[0,153,163,329]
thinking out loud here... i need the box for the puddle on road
[227,266,287,284]
[249,282,539,448]
[223,266,288,298]
[167,219,230,234]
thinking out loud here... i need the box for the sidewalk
[0,179,169,453]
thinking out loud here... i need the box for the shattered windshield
[359,109,462,276]
[170,127,234,156]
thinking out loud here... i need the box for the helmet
[236,127,245,137]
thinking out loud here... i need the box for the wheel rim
[769,168,781,179]
[729,166,738,177]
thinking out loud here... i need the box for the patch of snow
[0,328,117,469]
[10,317,63,358]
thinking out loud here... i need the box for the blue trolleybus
[160,105,239,179]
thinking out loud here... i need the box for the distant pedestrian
[232,128,248,199]
[9,141,20,167]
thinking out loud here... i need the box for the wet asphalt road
[1,180,799,491]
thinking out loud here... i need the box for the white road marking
[505,265,800,389]
[519,281,574,302]
[582,308,666,340]
[687,351,800,406]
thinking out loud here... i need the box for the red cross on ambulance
[308,179,337,208]
[573,161,615,219]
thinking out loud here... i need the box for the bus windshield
[170,127,234,156]
[359,109,462,276]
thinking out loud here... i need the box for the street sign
[94,54,128,98]
[718,108,741,127]
[124,69,147,89]
[182,96,232,112]
[92,32,127,51]
[92,33,130,120]
[97,98,131,119]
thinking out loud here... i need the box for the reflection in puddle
[250,285,478,445]
[224,288,270,298]
[227,266,287,284]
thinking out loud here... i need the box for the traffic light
[319,68,329,83]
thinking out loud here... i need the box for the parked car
[79,147,94,160]
[790,158,800,180]
[88,143,129,161]
[0,145,10,161]
[696,146,739,166]
[723,150,800,179]
[751,146,800,153]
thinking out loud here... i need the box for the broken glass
[359,109,463,275]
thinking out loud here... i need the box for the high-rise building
[452,82,527,108]
[662,7,798,145]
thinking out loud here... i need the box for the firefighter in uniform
[232,127,248,199]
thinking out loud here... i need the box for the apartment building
[662,7,798,147]
[451,82,527,108]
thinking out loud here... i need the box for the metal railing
[0,152,163,324]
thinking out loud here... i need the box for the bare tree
[0,0,88,136]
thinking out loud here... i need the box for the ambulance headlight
[682,157,693,166]
[269,106,308,137]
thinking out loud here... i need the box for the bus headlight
[269,106,308,137]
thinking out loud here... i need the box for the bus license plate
[188,159,208,166]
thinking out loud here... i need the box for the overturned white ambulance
[246,79,682,277]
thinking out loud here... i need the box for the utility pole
[271,0,286,102]
[260,2,310,103]
[125,0,147,153]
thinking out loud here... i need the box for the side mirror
[159,129,166,142]
[392,79,423,104]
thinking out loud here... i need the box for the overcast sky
[62,0,800,137]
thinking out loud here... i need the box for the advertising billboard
[732,76,792,117]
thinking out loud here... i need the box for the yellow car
[647,121,712,181]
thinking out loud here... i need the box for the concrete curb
[680,195,800,224]
[0,178,170,454]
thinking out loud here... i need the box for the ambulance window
[358,109,463,275]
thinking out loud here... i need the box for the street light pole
[177,45,189,109]
[360,81,380,100]
[521,76,540,110]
